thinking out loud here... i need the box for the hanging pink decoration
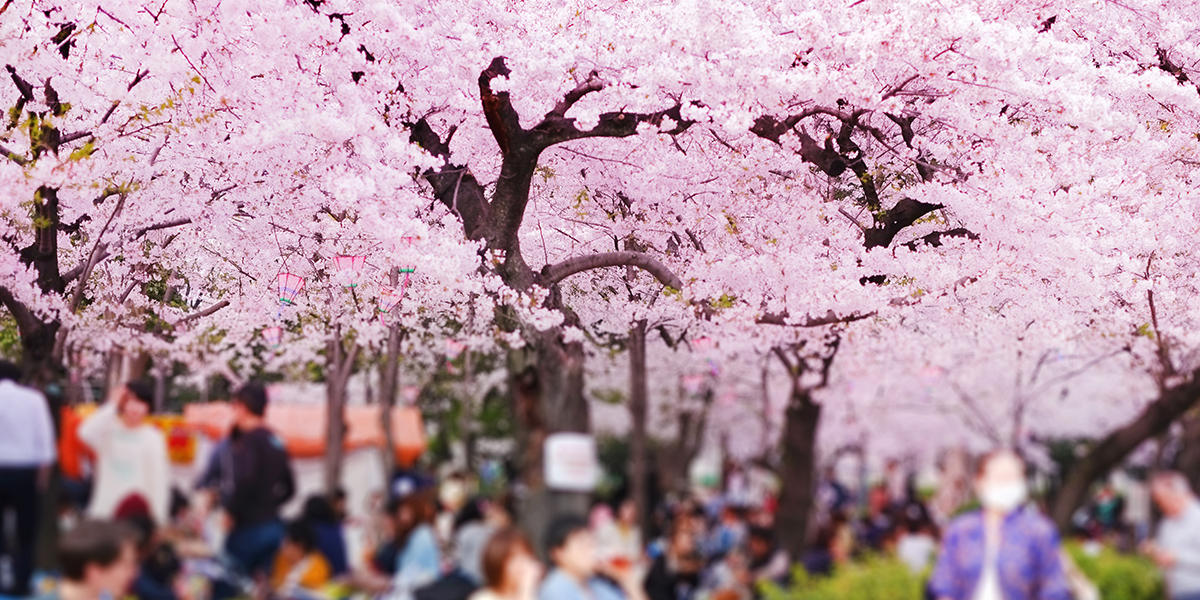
[262,326,284,347]
[332,255,367,288]
[276,272,305,305]
[399,236,419,273]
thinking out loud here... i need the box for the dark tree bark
[324,331,359,495]
[1050,368,1200,530]
[628,320,650,536]
[776,387,822,559]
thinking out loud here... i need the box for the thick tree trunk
[628,320,650,536]
[513,327,591,555]
[776,384,821,560]
[1176,410,1200,491]
[325,335,355,495]
[1050,369,1200,530]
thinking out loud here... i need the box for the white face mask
[980,481,1027,512]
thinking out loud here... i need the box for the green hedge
[1066,543,1164,600]
[761,557,924,600]
[760,546,1163,600]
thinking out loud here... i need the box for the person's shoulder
[1016,506,1061,539]
[945,509,982,535]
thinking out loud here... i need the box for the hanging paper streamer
[276,272,305,305]
[332,255,368,288]
[262,326,284,348]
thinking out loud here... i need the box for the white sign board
[544,432,600,492]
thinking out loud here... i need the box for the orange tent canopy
[183,402,425,465]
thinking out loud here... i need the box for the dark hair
[302,494,338,524]
[544,514,589,554]
[285,519,317,553]
[59,520,134,581]
[118,512,157,553]
[169,488,190,520]
[453,497,486,531]
[233,381,268,417]
[124,380,155,407]
[482,526,533,590]
[748,525,775,546]
[0,360,21,382]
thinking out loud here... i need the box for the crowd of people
[5,363,1200,600]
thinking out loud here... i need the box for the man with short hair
[1146,471,1200,600]
[209,382,296,580]
[538,515,647,600]
[0,360,57,597]
[57,520,140,600]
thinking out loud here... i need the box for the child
[57,520,140,600]
[271,519,332,597]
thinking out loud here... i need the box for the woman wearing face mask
[929,450,1071,600]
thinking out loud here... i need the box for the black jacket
[219,426,296,528]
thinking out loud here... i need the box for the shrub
[761,556,925,600]
[1066,542,1164,600]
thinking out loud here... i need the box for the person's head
[1150,471,1196,518]
[0,360,21,383]
[388,489,437,543]
[231,381,268,426]
[868,484,890,514]
[616,498,637,527]
[59,520,139,594]
[302,494,338,524]
[331,487,348,520]
[279,519,317,562]
[545,515,596,579]
[118,381,154,428]
[975,449,1028,515]
[667,522,697,557]
[746,525,775,560]
[482,526,539,593]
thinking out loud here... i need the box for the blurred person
[743,526,788,589]
[798,514,851,577]
[205,381,296,580]
[597,498,642,568]
[1146,471,1200,600]
[301,494,349,577]
[118,509,184,600]
[895,509,938,574]
[704,505,747,560]
[644,523,703,600]
[366,483,441,599]
[469,526,542,600]
[0,360,57,597]
[539,515,647,600]
[929,450,1070,600]
[860,483,894,550]
[57,520,140,600]
[271,519,333,597]
[414,497,493,600]
[78,380,170,524]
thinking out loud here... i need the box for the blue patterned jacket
[929,506,1071,600]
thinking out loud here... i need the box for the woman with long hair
[469,527,542,600]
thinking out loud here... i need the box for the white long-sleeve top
[0,380,57,467]
[77,402,170,524]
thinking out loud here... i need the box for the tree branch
[757,309,875,327]
[541,251,683,289]
[173,299,229,327]
[899,227,980,251]
[545,70,604,120]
